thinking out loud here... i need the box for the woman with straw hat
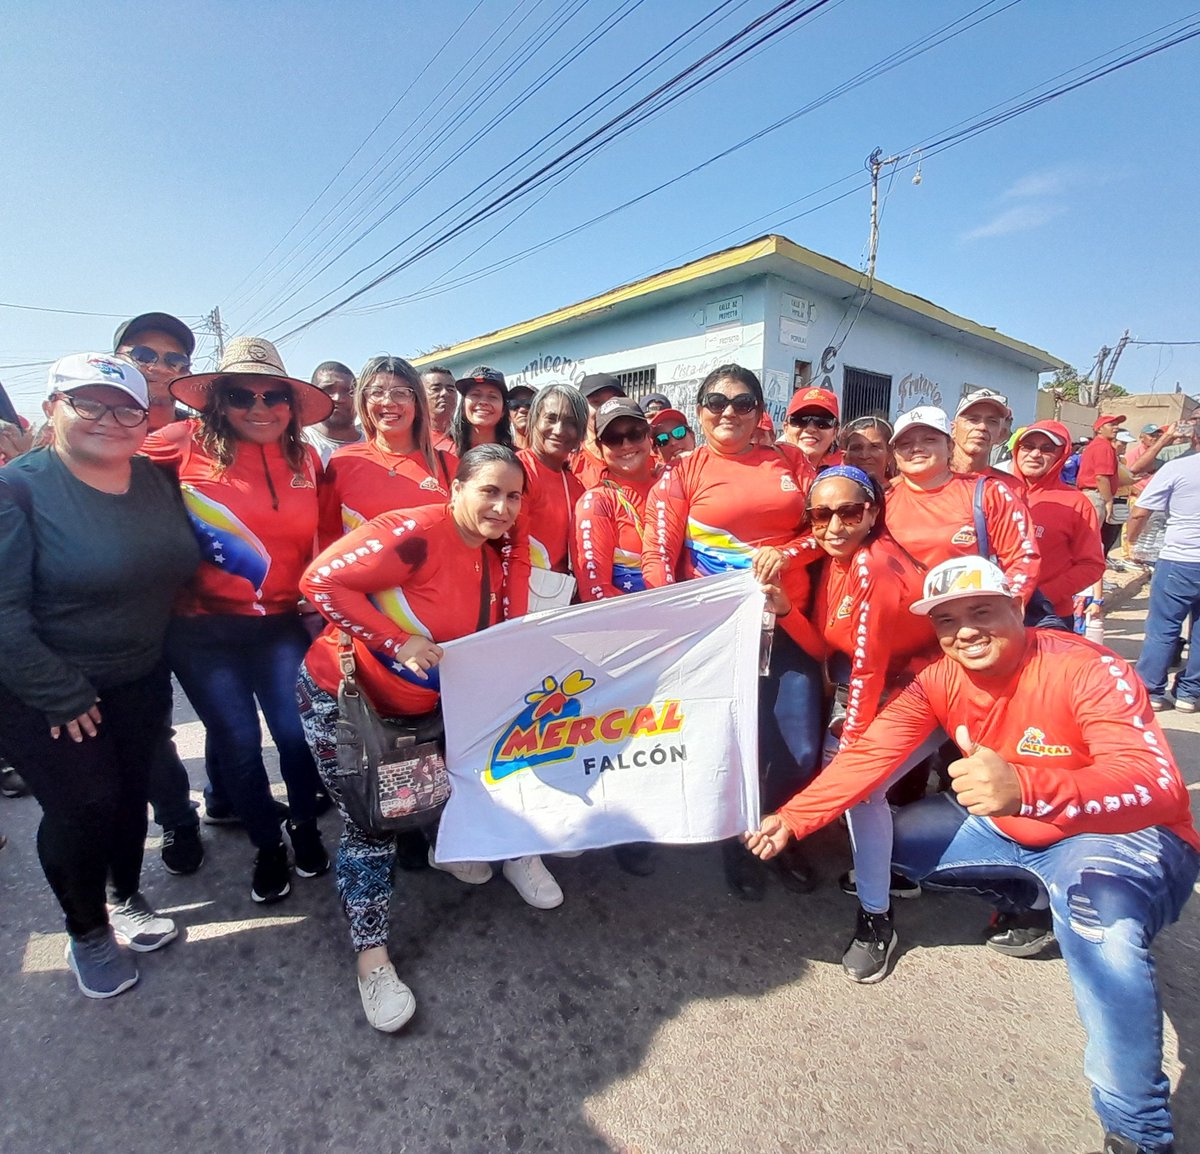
[142,336,333,905]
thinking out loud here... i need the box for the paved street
[2,578,1198,1154]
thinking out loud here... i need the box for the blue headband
[812,464,876,500]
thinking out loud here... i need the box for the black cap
[113,312,196,357]
[639,392,670,413]
[455,365,508,397]
[508,383,536,401]
[594,397,648,439]
[579,372,625,400]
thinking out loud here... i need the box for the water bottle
[1084,616,1105,646]
[759,610,776,676]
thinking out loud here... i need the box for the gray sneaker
[65,927,139,999]
[108,893,178,953]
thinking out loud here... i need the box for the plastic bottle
[1084,616,1105,646]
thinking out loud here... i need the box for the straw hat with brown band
[168,336,334,427]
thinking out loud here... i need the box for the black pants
[0,665,172,938]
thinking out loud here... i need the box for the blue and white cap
[47,353,149,409]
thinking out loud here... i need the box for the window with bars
[617,365,658,402]
[842,366,893,422]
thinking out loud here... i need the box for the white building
[415,234,1063,428]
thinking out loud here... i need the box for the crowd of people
[0,308,1197,1154]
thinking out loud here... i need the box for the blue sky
[1,1,1197,418]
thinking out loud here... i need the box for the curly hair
[195,377,308,475]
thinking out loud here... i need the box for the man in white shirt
[303,361,362,466]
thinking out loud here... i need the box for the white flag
[434,571,763,862]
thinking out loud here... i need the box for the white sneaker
[427,847,491,885]
[357,962,416,1033]
[501,855,564,909]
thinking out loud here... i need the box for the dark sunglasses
[600,425,649,448]
[123,346,192,374]
[654,424,689,446]
[55,392,147,428]
[788,413,837,430]
[222,386,292,410]
[807,501,872,528]
[507,398,532,412]
[700,391,759,416]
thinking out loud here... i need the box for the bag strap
[337,631,359,694]
[477,546,491,632]
[972,476,997,563]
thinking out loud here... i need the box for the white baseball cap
[954,387,1011,420]
[890,406,951,443]
[47,353,149,409]
[911,556,1014,616]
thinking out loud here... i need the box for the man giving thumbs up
[745,557,1198,1154]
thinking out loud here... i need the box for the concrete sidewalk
[1,581,1198,1154]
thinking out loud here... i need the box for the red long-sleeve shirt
[570,445,606,491]
[641,444,815,587]
[318,441,456,548]
[503,449,584,618]
[572,474,656,601]
[804,533,939,748]
[1013,419,1105,615]
[302,504,504,716]
[885,473,1041,604]
[142,420,320,617]
[777,629,1199,851]
[1076,435,1119,490]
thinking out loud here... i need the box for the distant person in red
[572,373,626,489]
[319,356,453,548]
[751,409,776,447]
[747,555,1199,1154]
[950,387,1019,486]
[0,412,33,465]
[507,384,536,451]
[885,406,1040,604]
[648,407,695,465]
[838,415,893,485]
[451,366,514,457]
[1077,413,1127,558]
[642,364,821,900]
[420,366,457,451]
[1010,420,1105,630]
[782,386,841,470]
[504,384,588,618]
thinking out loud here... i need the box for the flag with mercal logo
[434,571,763,863]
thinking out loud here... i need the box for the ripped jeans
[893,794,1198,1151]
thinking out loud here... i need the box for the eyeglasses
[55,392,147,428]
[507,398,532,412]
[807,501,871,528]
[122,346,192,374]
[600,425,649,448]
[223,387,293,410]
[654,425,689,446]
[788,413,837,430]
[700,391,759,416]
[363,386,416,404]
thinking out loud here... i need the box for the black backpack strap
[972,476,996,562]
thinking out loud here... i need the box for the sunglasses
[654,424,689,447]
[223,386,292,410]
[807,501,872,528]
[788,413,837,430]
[700,391,759,416]
[55,392,147,428]
[507,398,532,412]
[600,425,649,448]
[123,345,192,374]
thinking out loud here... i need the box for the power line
[1129,340,1200,347]
[0,301,201,320]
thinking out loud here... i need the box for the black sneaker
[394,828,431,872]
[839,868,921,900]
[722,840,766,901]
[985,908,1054,957]
[0,767,29,799]
[251,844,292,904]
[205,799,290,827]
[1100,1133,1175,1154]
[613,842,656,877]
[161,825,204,875]
[842,905,898,983]
[287,819,330,878]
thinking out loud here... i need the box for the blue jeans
[1136,558,1200,702]
[759,629,823,812]
[893,794,1198,1150]
[167,614,322,849]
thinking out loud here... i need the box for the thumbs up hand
[947,726,1022,817]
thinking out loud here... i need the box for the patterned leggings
[296,667,400,953]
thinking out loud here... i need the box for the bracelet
[1092,599,1104,607]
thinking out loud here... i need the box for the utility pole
[202,306,227,366]
[866,147,921,279]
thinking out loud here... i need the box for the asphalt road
[2,579,1198,1154]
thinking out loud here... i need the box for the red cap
[649,408,689,430]
[757,411,776,434]
[1093,413,1126,432]
[786,386,839,420]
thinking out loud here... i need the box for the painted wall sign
[779,316,809,350]
[896,371,944,413]
[782,293,815,324]
[508,353,587,390]
[704,327,743,353]
[704,296,742,327]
